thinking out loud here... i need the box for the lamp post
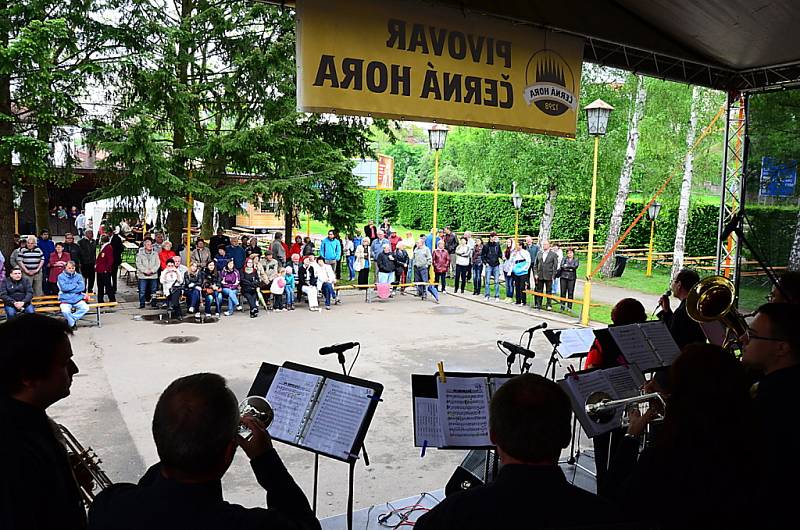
[645,202,662,277]
[428,124,449,254]
[511,181,522,246]
[580,99,614,325]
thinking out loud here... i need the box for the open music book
[559,364,646,437]
[412,374,512,449]
[544,328,598,358]
[608,321,681,372]
[263,365,378,462]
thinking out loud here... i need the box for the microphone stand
[543,331,561,381]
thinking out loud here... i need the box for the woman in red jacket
[48,242,71,294]
[432,239,450,293]
[95,234,116,302]
[158,240,176,271]
[288,235,303,262]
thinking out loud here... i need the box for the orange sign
[376,154,394,190]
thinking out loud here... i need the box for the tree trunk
[0,17,15,259]
[601,75,646,277]
[201,202,214,239]
[33,182,50,233]
[671,85,702,278]
[166,209,184,249]
[283,195,294,243]
[537,183,557,242]
[788,209,800,270]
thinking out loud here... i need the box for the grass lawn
[303,215,419,239]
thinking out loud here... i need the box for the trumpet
[57,423,113,507]
[585,391,666,426]
[238,396,274,439]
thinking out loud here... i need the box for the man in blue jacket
[319,230,342,271]
[57,261,89,330]
[225,239,247,271]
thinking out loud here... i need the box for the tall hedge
[362,190,799,260]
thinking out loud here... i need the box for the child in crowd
[271,274,286,311]
[284,266,295,311]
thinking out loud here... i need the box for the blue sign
[760,157,797,197]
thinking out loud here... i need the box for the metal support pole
[581,136,600,325]
[306,211,311,237]
[514,209,519,247]
[186,193,193,269]
[646,219,655,277]
[431,149,440,283]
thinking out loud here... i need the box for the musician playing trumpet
[0,314,86,530]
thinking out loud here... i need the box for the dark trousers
[273,293,284,310]
[560,277,576,309]
[455,264,469,293]
[534,277,553,309]
[243,291,258,310]
[167,289,182,317]
[435,271,447,291]
[472,264,483,293]
[357,268,370,289]
[97,272,116,302]
[111,264,120,291]
[514,273,527,305]
[81,264,96,292]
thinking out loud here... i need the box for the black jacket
[78,238,98,265]
[64,242,82,268]
[480,242,501,267]
[240,270,259,294]
[659,299,706,349]
[0,396,87,530]
[414,464,626,530]
[0,276,33,305]
[299,265,318,288]
[110,234,124,266]
[200,270,220,291]
[444,233,457,253]
[376,251,395,273]
[87,449,319,530]
[394,249,409,268]
[558,257,579,281]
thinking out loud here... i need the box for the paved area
[48,283,608,519]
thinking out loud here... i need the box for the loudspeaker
[444,450,497,497]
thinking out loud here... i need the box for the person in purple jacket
[220,260,241,316]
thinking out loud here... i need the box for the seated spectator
[57,261,89,330]
[284,266,296,311]
[172,254,188,277]
[201,261,222,317]
[315,256,339,310]
[136,238,160,309]
[214,246,229,272]
[183,262,203,318]
[250,254,269,310]
[415,374,624,529]
[190,238,211,269]
[87,373,319,530]
[1,267,34,318]
[240,258,260,318]
[47,241,71,295]
[769,271,800,304]
[605,343,758,529]
[288,253,303,304]
[300,257,320,312]
[220,260,241,316]
[158,240,176,271]
[1,314,84,529]
[159,259,184,320]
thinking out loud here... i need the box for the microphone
[498,341,536,360]
[319,342,360,355]
[524,322,548,335]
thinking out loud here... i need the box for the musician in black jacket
[658,268,706,349]
[0,314,85,530]
[415,374,625,530]
[88,373,319,530]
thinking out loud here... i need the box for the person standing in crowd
[364,219,378,240]
[481,232,501,302]
[375,243,396,291]
[226,238,246,272]
[558,248,579,311]
[38,229,55,294]
[270,232,286,266]
[319,230,342,273]
[183,262,203,317]
[425,228,443,252]
[300,257,320,312]
[9,236,25,278]
[525,235,539,293]
[190,238,211,269]
[47,242,71,295]
[471,236,483,296]
[443,227,457,277]
[1,314,86,530]
[302,236,314,259]
[1,267,34,317]
[110,228,124,292]
[159,259,184,320]
[316,256,339,309]
[389,230,402,252]
[511,242,531,306]
[501,238,516,302]
[87,373,320,530]
[151,232,164,254]
[413,238,438,303]
[379,217,392,237]
[658,268,706,348]
[75,209,87,237]
[432,239,450,293]
[454,236,471,294]
[270,274,286,312]
[463,231,475,282]
[394,241,409,292]
[62,233,81,272]
[551,243,563,296]
[240,258,260,318]
[208,228,230,256]
[220,260,241,316]
[95,235,116,303]
[414,374,624,530]
[18,236,45,298]
[284,266,296,311]
[136,238,160,309]
[288,235,303,263]
[370,230,389,269]
[533,240,558,311]
[245,237,262,258]
[58,261,89,330]
[201,261,222,317]
[158,240,176,271]
[257,250,279,307]
[345,235,356,281]
[355,237,371,288]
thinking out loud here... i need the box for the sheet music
[608,325,660,371]
[640,321,681,366]
[302,378,372,460]
[437,377,491,447]
[561,370,622,437]
[266,368,322,443]
[556,328,598,358]
[413,397,444,447]
[603,365,645,399]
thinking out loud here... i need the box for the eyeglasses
[743,329,786,342]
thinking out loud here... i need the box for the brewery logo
[523,49,577,116]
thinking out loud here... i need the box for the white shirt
[75,214,86,229]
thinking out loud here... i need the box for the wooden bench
[1,296,118,327]
[120,262,138,285]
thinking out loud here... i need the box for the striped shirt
[17,247,44,272]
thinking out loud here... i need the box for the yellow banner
[296,0,584,137]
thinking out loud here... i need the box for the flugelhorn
[686,275,748,351]
[238,396,274,439]
[585,391,666,426]
[57,423,112,507]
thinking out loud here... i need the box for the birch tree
[671,85,702,278]
[600,75,646,276]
